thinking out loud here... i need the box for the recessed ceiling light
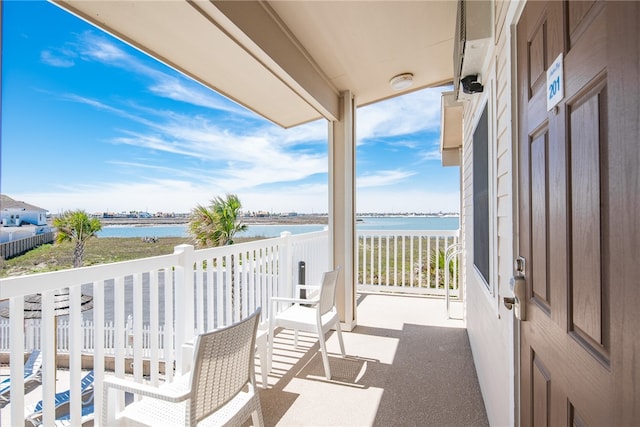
[389,73,414,91]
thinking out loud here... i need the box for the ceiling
[52,1,457,128]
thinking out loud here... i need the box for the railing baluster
[114,275,126,385]
[215,255,224,329]
[418,236,424,288]
[410,236,415,288]
[94,279,105,421]
[68,285,82,425]
[149,271,159,386]
[206,257,215,331]
[385,235,390,286]
[164,268,174,382]
[133,273,143,382]
[195,261,205,334]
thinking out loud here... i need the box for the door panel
[517,1,639,425]
[530,130,549,310]
[568,80,608,358]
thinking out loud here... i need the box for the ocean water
[97,216,459,239]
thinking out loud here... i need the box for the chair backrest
[1,350,43,399]
[318,267,341,316]
[25,350,42,378]
[80,370,95,392]
[188,308,261,425]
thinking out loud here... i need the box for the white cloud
[12,180,330,215]
[417,149,442,162]
[40,50,75,67]
[62,94,131,117]
[357,170,417,188]
[47,31,248,116]
[107,113,328,189]
[14,181,459,215]
[78,32,129,63]
[357,188,460,214]
[357,88,444,142]
[148,77,252,116]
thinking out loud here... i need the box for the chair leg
[252,409,265,427]
[335,322,346,358]
[267,319,274,375]
[251,393,265,427]
[317,331,332,380]
[256,330,268,388]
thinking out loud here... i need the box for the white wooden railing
[0,228,458,426]
[357,229,460,296]
[0,230,328,427]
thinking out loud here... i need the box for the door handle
[505,256,527,321]
[510,275,526,321]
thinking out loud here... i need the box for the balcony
[0,229,486,426]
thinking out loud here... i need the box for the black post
[298,261,306,300]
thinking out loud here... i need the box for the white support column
[328,91,357,331]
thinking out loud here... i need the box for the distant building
[0,195,48,226]
[0,195,53,246]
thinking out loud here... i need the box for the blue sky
[1,1,460,215]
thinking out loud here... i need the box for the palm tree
[188,194,247,312]
[53,210,102,268]
[188,194,247,248]
[51,210,101,374]
[429,248,458,289]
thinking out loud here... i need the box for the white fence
[0,318,167,357]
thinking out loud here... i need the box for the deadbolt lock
[503,297,516,310]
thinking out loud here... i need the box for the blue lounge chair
[53,403,95,427]
[0,350,43,404]
[25,370,94,426]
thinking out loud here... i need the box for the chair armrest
[271,296,320,305]
[103,376,190,403]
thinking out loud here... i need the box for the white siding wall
[462,2,523,426]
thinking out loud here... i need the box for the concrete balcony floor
[259,292,488,427]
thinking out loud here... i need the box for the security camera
[461,75,484,94]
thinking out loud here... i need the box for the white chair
[102,308,264,426]
[269,267,346,380]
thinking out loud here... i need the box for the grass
[0,237,192,277]
[0,236,267,278]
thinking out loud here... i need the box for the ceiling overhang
[52,0,456,129]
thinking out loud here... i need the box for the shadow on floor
[258,294,488,426]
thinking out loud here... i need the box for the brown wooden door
[517,1,639,425]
